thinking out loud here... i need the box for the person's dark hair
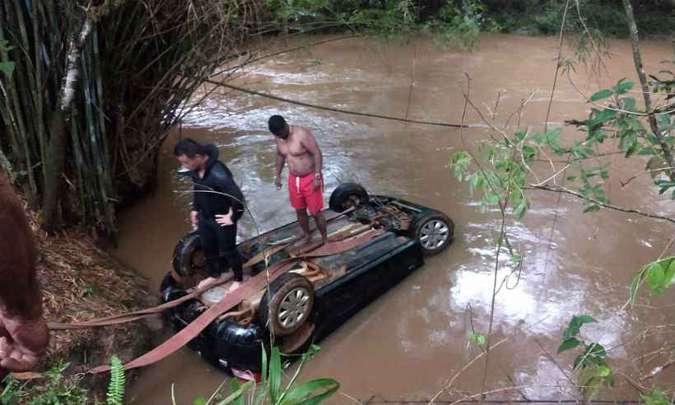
[174,138,205,158]
[268,115,288,136]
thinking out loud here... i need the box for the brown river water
[115,34,675,403]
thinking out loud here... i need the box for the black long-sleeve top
[191,144,245,222]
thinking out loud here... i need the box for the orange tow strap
[50,210,356,331]
[89,229,381,374]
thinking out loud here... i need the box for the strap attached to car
[89,228,381,374]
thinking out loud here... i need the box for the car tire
[172,232,206,277]
[211,317,265,372]
[411,211,454,256]
[329,182,369,212]
[160,273,187,303]
[258,273,315,337]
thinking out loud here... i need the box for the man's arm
[191,184,200,227]
[274,145,286,189]
[301,129,323,191]
[0,175,49,374]
[302,129,322,176]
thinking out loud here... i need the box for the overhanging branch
[524,184,675,225]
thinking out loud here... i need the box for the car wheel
[411,212,454,255]
[160,273,187,303]
[329,182,369,212]
[172,232,207,278]
[258,273,315,337]
[211,317,265,372]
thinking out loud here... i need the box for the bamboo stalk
[1,0,267,234]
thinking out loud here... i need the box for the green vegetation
[0,364,87,405]
[0,356,128,405]
[0,347,338,404]
[191,345,339,405]
[449,0,674,397]
[106,356,125,405]
[557,315,613,399]
[450,73,674,398]
[0,0,263,236]
[482,0,674,37]
[264,0,673,42]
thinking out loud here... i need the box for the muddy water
[116,34,675,403]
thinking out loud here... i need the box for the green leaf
[268,346,282,403]
[596,364,612,378]
[107,355,125,405]
[624,138,639,157]
[0,61,14,79]
[585,343,607,359]
[590,88,612,102]
[261,344,268,386]
[215,380,253,405]
[510,253,523,267]
[467,172,481,194]
[451,151,472,181]
[613,79,634,95]
[484,192,500,205]
[641,388,670,405]
[521,145,536,161]
[469,332,486,346]
[621,97,637,112]
[582,204,600,213]
[302,344,321,361]
[557,337,581,354]
[563,315,596,340]
[577,361,614,399]
[665,259,675,287]
[646,262,666,294]
[545,128,563,152]
[588,108,616,127]
[574,343,607,369]
[279,378,340,405]
[513,199,528,219]
[193,397,207,405]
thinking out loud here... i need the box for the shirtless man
[269,115,327,245]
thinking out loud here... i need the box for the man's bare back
[275,126,320,177]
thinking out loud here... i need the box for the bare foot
[226,281,241,293]
[300,234,313,246]
[197,277,218,290]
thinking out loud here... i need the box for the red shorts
[288,173,323,215]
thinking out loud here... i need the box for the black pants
[198,219,243,282]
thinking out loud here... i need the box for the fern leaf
[107,355,125,405]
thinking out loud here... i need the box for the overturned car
[160,183,454,374]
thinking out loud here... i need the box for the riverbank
[4,203,161,402]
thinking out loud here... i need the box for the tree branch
[621,0,675,182]
[524,184,675,224]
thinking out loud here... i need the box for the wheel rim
[343,194,361,210]
[419,219,449,250]
[191,250,206,272]
[277,287,311,329]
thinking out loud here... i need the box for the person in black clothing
[174,138,245,289]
